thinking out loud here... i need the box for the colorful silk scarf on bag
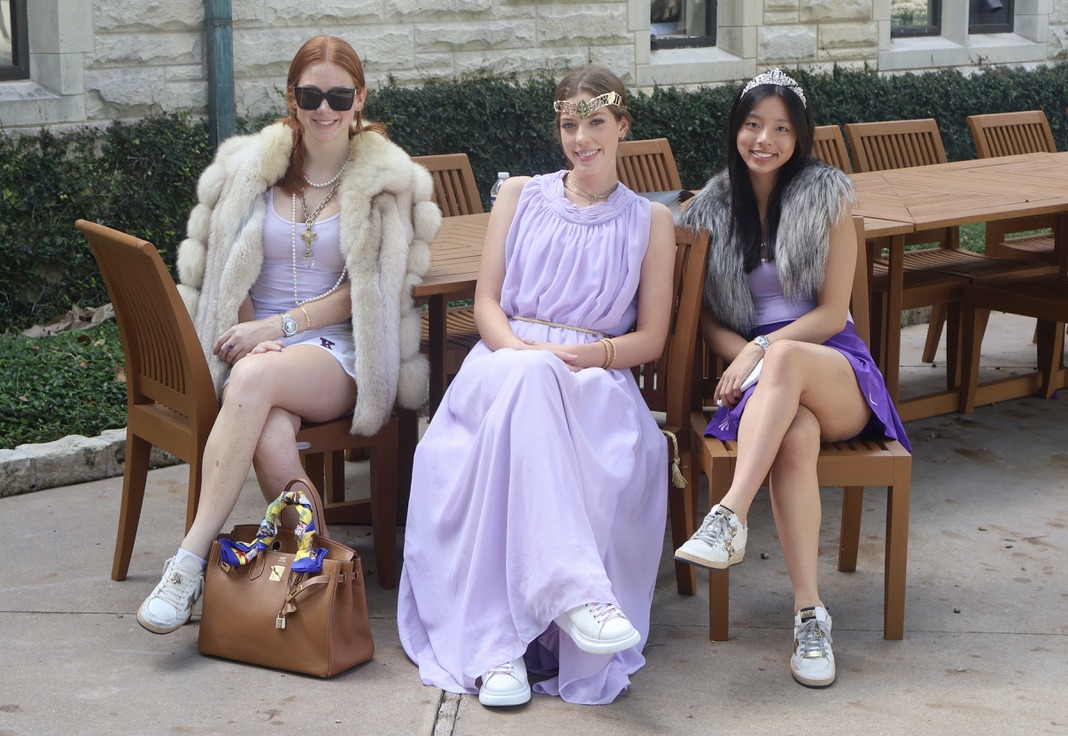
[218,488,327,573]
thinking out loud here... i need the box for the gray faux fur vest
[680,160,856,335]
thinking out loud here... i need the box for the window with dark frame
[890,0,942,37]
[651,0,716,50]
[0,0,29,81]
[969,0,1014,33]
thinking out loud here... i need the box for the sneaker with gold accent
[136,556,204,634]
[674,504,747,569]
[791,606,836,687]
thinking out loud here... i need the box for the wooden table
[414,212,490,414]
[852,151,1068,420]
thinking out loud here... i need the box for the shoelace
[586,602,626,624]
[692,509,733,546]
[795,617,833,659]
[486,661,517,676]
[157,561,201,608]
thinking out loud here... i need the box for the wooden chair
[845,118,1052,371]
[412,153,484,409]
[616,138,683,192]
[960,274,1068,413]
[77,220,402,588]
[635,225,710,596]
[967,111,1058,264]
[413,153,483,217]
[812,125,853,173]
[687,216,913,641]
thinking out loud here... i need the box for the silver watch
[753,334,770,351]
[280,312,299,337]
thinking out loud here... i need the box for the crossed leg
[179,345,356,558]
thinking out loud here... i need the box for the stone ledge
[0,429,180,498]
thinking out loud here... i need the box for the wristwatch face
[281,313,298,337]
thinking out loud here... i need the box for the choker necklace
[302,162,347,189]
[297,183,341,268]
[289,190,347,308]
[564,175,619,203]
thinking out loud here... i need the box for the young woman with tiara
[397,65,676,707]
[676,68,911,687]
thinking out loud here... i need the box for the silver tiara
[741,68,807,108]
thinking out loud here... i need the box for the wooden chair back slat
[812,125,853,173]
[845,119,947,172]
[413,153,484,216]
[966,110,1057,158]
[616,138,683,193]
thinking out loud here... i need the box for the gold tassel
[661,429,687,489]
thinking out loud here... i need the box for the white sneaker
[136,556,204,634]
[791,606,836,687]
[478,658,531,707]
[554,602,641,655]
[674,504,747,569]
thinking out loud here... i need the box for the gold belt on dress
[509,315,606,338]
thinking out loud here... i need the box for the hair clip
[741,68,807,108]
[553,91,626,119]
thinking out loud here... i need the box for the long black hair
[725,81,814,272]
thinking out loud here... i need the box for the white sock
[175,548,208,571]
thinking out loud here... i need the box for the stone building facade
[1,0,1066,132]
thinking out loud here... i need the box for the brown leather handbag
[198,480,374,677]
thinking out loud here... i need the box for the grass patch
[0,322,128,448]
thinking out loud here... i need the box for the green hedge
[2,63,1067,332]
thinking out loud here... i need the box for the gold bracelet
[599,337,617,370]
[298,304,312,331]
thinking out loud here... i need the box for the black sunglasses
[293,86,357,112]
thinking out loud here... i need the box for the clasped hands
[213,317,288,365]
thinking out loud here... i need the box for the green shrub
[0,321,128,447]
[3,63,1067,333]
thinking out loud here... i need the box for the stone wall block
[387,0,495,20]
[765,0,801,12]
[801,0,871,23]
[537,6,629,45]
[86,67,168,109]
[92,33,202,68]
[0,449,35,498]
[267,1,384,26]
[18,436,112,490]
[96,0,202,32]
[759,26,817,63]
[766,11,801,24]
[416,21,536,52]
[820,22,878,49]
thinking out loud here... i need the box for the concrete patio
[1,313,1065,736]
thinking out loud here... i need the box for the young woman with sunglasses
[136,35,440,635]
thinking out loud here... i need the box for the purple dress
[397,172,667,705]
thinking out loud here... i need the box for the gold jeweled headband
[553,91,626,119]
[741,68,807,109]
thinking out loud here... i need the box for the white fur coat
[175,122,441,435]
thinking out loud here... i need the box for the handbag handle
[282,478,330,538]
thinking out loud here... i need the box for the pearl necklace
[302,161,347,189]
[290,191,347,308]
[564,175,619,202]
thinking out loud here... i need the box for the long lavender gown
[397,172,667,705]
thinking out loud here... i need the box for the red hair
[278,35,388,193]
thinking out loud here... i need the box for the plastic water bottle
[489,171,509,209]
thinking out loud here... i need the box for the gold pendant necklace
[298,182,340,268]
[564,175,618,203]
